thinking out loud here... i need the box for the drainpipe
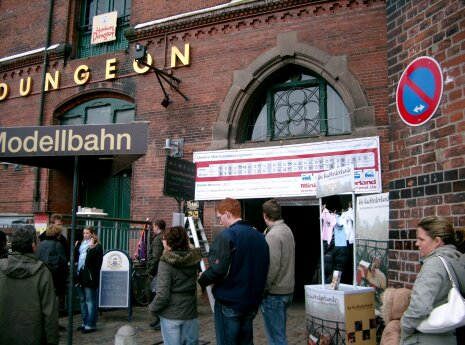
[34,0,55,212]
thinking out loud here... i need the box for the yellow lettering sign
[106,58,117,80]
[74,65,90,85]
[171,44,190,68]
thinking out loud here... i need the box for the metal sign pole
[67,156,79,345]
[319,198,325,288]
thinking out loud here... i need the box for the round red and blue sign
[396,56,443,126]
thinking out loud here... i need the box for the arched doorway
[54,96,136,219]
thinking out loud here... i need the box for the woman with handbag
[400,216,465,345]
[75,225,103,334]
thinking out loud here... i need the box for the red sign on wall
[396,56,443,126]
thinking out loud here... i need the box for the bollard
[115,325,137,345]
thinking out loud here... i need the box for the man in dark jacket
[198,198,269,345]
[0,225,59,345]
[147,218,166,329]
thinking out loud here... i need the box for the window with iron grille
[245,68,351,142]
[77,0,131,58]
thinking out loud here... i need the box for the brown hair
[262,199,282,221]
[154,219,166,230]
[84,225,100,244]
[217,198,241,218]
[163,226,189,251]
[417,216,465,252]
[49,214,62,224]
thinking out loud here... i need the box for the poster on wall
[355,192,389,308]
[91,11,118,45]
[194,136,381,200]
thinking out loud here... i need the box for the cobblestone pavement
[58,294,307,345]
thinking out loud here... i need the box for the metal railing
[61,214,151,257]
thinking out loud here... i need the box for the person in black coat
[36,224,68,296]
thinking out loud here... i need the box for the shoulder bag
[417,255,465,333]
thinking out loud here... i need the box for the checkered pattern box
[305,284,376,345]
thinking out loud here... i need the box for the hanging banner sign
[396,56,443,126]
[92,11,118,45]
[315,165,354,198]
[194,136,381,200]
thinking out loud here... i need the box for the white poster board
[356,193,389,240]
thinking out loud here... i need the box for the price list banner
[194,136,381,200]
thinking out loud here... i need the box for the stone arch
[211,31,375,149]
[53,88,135,120]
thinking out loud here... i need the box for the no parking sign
[396,56,443,126]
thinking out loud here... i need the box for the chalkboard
[99,250,131,309]
[163,156,196,200]
[99,270,129,308]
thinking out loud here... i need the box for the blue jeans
[260,293,293,345]
[79,286,98,329]
[160,317,199,345]
[214,300,258,345]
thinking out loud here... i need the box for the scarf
[78,239,90,270]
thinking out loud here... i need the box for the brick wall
[0,1,389,236]
[386,0,465,288]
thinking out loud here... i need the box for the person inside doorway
[260,199,295,345]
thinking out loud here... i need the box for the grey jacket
[264,220,295,295]
[400,244,465,345]
[0,252,59,345]
[151,248,202,320]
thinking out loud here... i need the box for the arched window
[244,66,350,142]
[60,98,135,125]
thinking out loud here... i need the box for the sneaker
[82,327,96,334]
[76,325,85,331]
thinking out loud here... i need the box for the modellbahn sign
[0,122,148,157]
[396,56,443,126]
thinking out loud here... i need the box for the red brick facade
[387,0,465,287]
[3,0,463,289]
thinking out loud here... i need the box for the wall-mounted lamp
[164,138,184,158]
[161,96,172,108]
[134,43,189,108]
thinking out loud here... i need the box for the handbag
[417,255,465,333]
[78,266,93,287]
[149,275,157,293]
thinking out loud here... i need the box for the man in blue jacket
[198,197,269,345]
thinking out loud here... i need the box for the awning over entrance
[0,122,149,176]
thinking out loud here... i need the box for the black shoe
[82,328,96,334]
[58,324,67,331]
[77,325,85,331]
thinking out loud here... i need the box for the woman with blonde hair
[75,225,103,333]
[400,216,465,345]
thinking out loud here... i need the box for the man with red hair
[199,197,269,345]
